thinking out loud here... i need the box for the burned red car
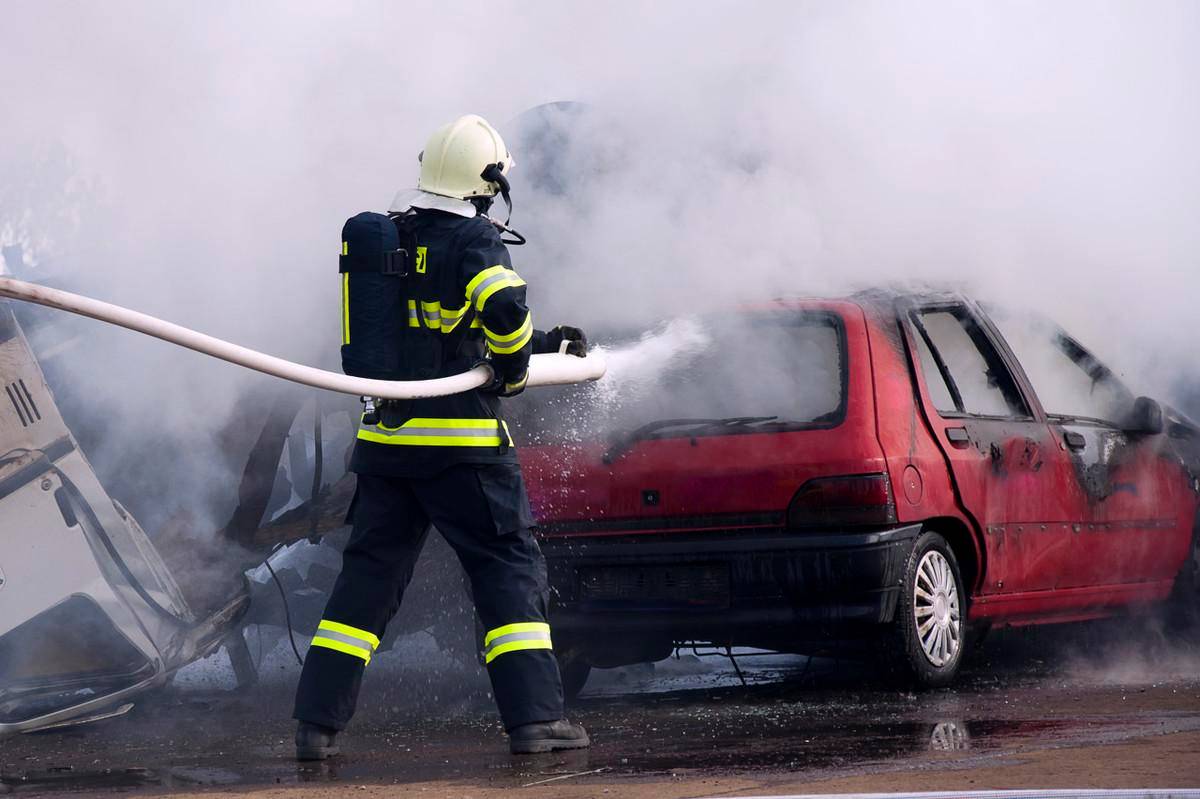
[516,293,1200,691]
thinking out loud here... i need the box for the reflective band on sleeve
[465,265,526,312]
[465,265,507,300]
[483,621,552,664]
[503,373,528,394]
[357,417,505,447]
[439,301,469,333]
[342,273,350,344]
[484,313,533,355]
[310,619,380,664]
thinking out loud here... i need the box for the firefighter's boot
[295,721,340,761]
[508,718,590,754]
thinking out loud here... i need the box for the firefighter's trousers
[292,464,564,731]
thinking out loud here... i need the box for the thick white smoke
[1,1,1198,531]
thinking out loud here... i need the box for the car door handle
[1064,431,1086,451]
[945,426,970,447]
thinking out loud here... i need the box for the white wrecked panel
[0,308,248,735]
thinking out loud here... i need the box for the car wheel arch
[921,516,982,599]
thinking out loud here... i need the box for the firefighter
[293,114,590,759]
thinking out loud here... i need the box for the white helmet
[417,114,514,200]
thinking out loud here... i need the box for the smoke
[2,1,1200,533]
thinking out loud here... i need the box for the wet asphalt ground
[3,620,1200,796]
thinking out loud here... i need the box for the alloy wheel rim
[914,550,961,667]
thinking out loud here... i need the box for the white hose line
[0,277,605,400]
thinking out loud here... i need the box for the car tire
[1169,515,1200,632]
[892,531,967,688]
[557,653,592,702]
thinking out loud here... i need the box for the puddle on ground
[0,765,242,794]
[3,716,1177,793]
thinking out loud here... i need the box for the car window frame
[511,309,853,446]
[685,309,852,435]
[979,305,1135,430]
[905,301,1037,423]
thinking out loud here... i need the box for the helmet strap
[480,163,514,226]
[479,162,524,245]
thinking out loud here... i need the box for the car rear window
[510,311,847,444]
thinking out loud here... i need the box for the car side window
[911,308,1030,418]
[911,330,958,412]
[986,308,1132,425]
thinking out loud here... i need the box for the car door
[984,308,1186,588]
[902,301,1079,595]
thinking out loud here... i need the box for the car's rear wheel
[892,531,966,688]
[1169,515,1200,631]
[556,653,592,702]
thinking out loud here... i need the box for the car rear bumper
[538,523,922,650]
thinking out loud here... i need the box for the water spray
[0,277,606,398]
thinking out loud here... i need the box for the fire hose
[0,277,606,397]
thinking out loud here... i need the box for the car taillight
[786,473,897,529]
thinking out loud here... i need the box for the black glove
[545,325,588,357]
[476,359,528,398]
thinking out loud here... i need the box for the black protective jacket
[348,209,541,477]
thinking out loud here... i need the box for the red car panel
[518,292,1200,682]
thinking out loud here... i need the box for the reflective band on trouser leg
[310,619,381,664]
[357,417,505,447]
[483,622,552,664]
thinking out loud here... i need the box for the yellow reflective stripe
[504,373,529,393]
[483,312,532,343]
[341,273,350,344]
[484,312,534,355]
[482,621,554,664]
[476,274,526,312]
[407,299,419,328]
[403,418,498,429]
[488,326,533,355]
[485,638,552,664]
[357,430,502,447]
[310,636,372,664]
[441,302,469,320]
[438,300,470,334]
[318,619,380,649]
[342,241,348,256]
[502,420,514,446]
[470,318,483,328]
[464,265,509,299]
[357,417,507,447]
[484,621,550,646]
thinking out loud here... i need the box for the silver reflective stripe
[372,426,498,439]
[484,630,551,655]
[314,628,376,651]
[469,272,512,307]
